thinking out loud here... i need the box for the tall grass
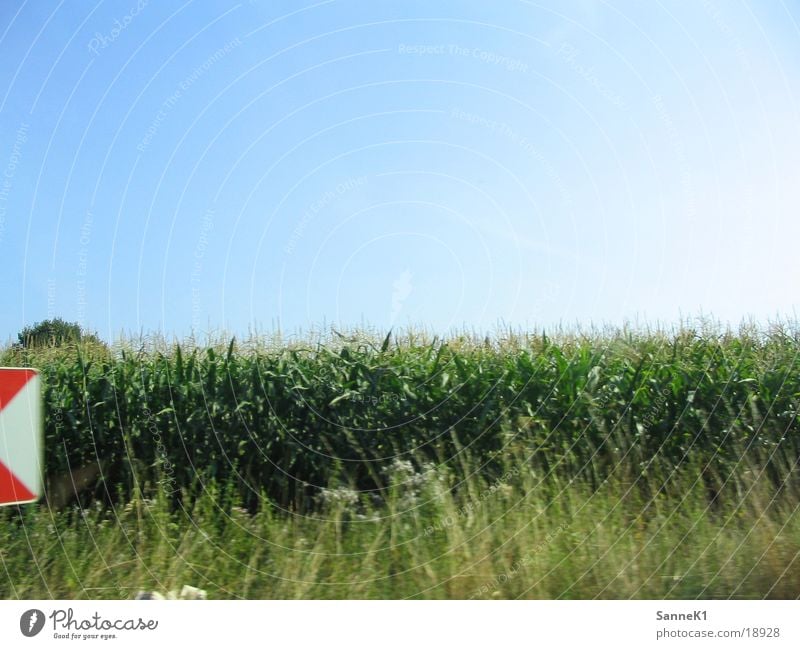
[2,448,798,599]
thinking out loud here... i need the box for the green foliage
[10,324,800,510]
[2,451,798,599]
[3,323,800,599]
[16,317,104,349]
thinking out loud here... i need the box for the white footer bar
[1,600,796,647]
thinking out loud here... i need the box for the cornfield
[3,323,800,599]
[3,323,798,511]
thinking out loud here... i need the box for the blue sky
[1,0,798,343]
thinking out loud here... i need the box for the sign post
[0,368,43,506]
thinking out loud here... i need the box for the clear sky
[1,0,798,343]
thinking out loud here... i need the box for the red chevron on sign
[0,368,43,506]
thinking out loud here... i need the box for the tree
[17,318,99,348]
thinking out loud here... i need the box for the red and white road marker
[0,368,43,506]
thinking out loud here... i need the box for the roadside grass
[2,448,798,599]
